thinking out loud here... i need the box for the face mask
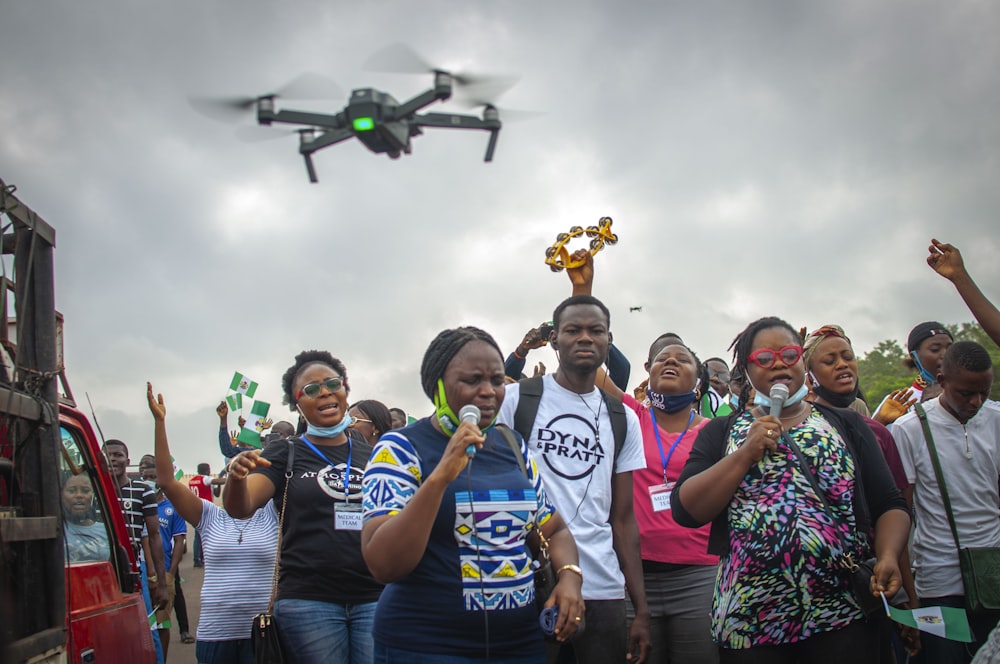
[729,393,740,409]
[910,351,937,384]
[433,379,497,435]
[753,382,809,410]
[646,388,698,414]
[299,408,353,438]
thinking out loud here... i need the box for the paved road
[165,524,203,664]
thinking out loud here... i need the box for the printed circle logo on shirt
[165,507,174,516]
[313,464,364,500]
[535,412,607,480]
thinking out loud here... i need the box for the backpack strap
[495,424,528,479]
[513,376,545,442]
[513,375,628,464]
[600,388,628,465]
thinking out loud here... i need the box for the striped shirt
[118,479,158,556]
[196,500,278,641]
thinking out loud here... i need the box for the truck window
[60,426,112,564]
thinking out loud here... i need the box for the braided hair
[350,399,393,438]
[281,350,348,411]
[420,326,504,400]
[728,316,800,412]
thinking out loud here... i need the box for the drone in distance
[191,44,518,183]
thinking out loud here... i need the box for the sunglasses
[748,345,803,369]
[296,376,345,400]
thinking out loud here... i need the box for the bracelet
[556,564,583,580]
[513,348,527,360]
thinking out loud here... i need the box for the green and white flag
[882,594,972,642]
[229,372,258,399]
[236,400,271,448]
[226,393,243,411]
[171,456,184,481]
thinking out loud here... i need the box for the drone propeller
[189,72,344,122]
[453,95,545,123]
[363,42,518,90]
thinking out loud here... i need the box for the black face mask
[812,382,859,409]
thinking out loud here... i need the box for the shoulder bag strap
[915,403,963,551]
[600,388,628,464]
[513,376,544,441]
[265,439,295,613]
[495,423,548,560]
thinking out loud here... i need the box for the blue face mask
[647,388,698,414]
[753,382,809,410]
[302,413,353,438]
[910,351,938,384]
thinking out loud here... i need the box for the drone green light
[353,117,375,131]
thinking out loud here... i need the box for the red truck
[0,178,156,663]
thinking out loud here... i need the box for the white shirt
[894,398,1000,597]
[498,374,645,600]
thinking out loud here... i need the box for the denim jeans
[273,598,376,664]
[195,639,254,664]
[140,559,165,664]
[374,644,542,664]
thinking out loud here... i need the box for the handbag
[916,404,1000,613]
[495,425,557,611]
[782,432,883,618]
[251,440,295,664]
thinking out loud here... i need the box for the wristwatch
[556,564,583,580]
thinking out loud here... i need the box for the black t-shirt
[255,436,382,603]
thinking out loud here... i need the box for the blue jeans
[274,598,376,664]
[195,639,253,664]
[374,644,541,664]
[140,559,165,664]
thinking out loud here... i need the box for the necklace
[576,390,604,448]
[231,511,253,544]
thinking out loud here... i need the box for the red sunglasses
[748,345,803,369]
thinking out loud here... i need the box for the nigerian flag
[226,393,243,411]
[237,400,271,448]
[229,372,258,398]
[883,595,972,642]
[171,456,184,481]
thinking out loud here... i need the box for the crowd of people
[60,237,1000,664]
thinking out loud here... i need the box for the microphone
[769,383,789,420]
[459,404,481,458]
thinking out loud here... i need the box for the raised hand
[873,389,917,425]
[926,238,966,282]
[532,361,546,377]
[216,400,228,419]
[566,249,594,295]
[146,382,166,421]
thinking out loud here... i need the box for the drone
[192,45,515,183]
[629,306,643,313]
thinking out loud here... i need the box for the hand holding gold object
[544,216,618,272]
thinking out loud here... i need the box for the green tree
[858,339,911,407]
[857,321,1000,406]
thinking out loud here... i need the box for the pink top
[623,394,718,566]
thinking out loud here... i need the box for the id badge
[334,503,363,531]
[648,482,675,513]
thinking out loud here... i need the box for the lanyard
[300,435,354,502]
[651,409,695,485]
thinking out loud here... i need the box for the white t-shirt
[498,374,645,600]
[894,398,1000,598]
[196,500,279,641]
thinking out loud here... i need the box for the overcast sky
[2,1,998,471]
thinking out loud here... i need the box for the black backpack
[511,376,628,464]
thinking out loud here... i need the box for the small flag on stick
[171,456,184,481]
[226,393,243,411]
[229,372,258,399]
[237,400,271,448]
[881,593,973,642]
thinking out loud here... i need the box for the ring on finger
[575,616,582,622]
[766,429,774,438]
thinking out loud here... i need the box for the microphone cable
[466,458,490,662]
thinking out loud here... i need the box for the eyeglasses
[350,417,373,426]
[747,345,803,369]
[296,376,345,400]
[710,370,732,383]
